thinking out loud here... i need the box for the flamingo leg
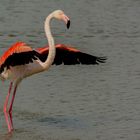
[3,82,13,132]
[8,85,17,130]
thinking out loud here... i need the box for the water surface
[0,0,140,140]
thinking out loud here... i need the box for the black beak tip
[67,20,70,29]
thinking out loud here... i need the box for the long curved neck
[42,13,56,70]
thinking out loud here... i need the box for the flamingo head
[52,10,70,29]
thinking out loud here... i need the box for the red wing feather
[0,42,32,66]
[36,44,80,53]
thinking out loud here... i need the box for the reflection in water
[0,132,13,140]
[38,116,87,129]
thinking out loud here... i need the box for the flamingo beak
[62,14,70,29]
[67,20,70,29]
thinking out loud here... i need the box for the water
[0,0,140,139]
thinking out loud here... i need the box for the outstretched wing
[37,44,107,65]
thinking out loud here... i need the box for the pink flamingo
[0,10,106,132]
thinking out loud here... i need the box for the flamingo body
[0,42,41,81]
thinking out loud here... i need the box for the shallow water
[0,0,140,140]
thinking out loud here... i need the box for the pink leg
[8,85,17,129]
[3,82,13,132]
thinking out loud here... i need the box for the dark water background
[0,0,140,140]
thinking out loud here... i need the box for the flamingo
[0,10,106,132]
